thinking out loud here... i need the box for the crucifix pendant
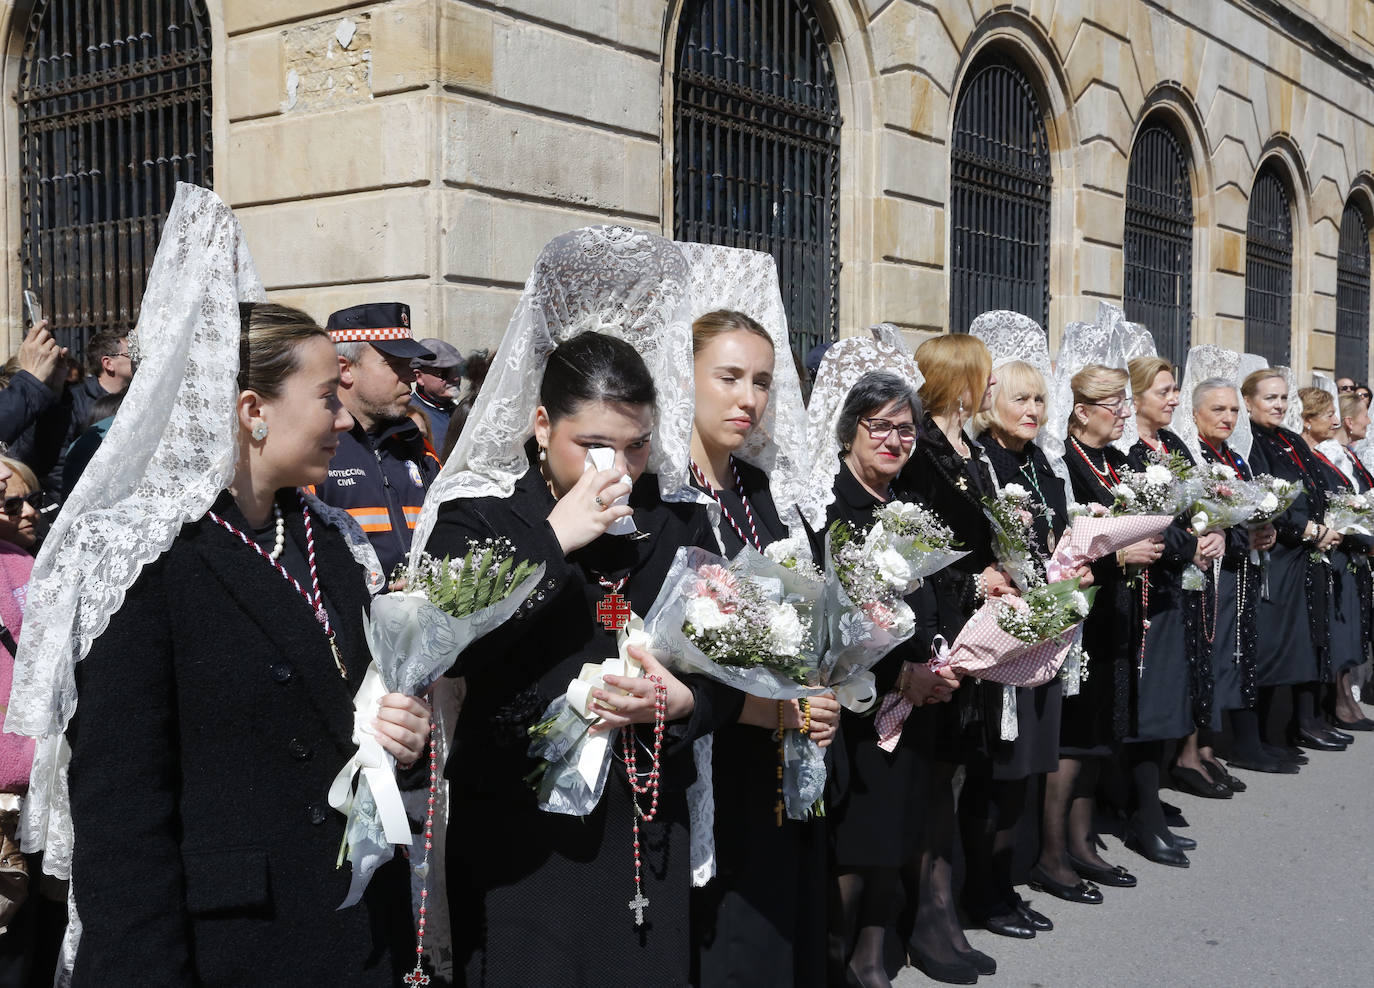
[402,966,431,986]
[628,889,649,926]
[597,592,632,631]
[327,633,348,680]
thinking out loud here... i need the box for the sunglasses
[2,492,43,516]
[1338,385,1355,393]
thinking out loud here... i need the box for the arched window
[18,0,214,356]
[1336,201,1371,381]
[949,55,1051,334]
[1123,121,1193,367]
[1244,164,1294,365]
[673,0,841,363]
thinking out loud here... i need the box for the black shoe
[907,946,979,985]
[956,949,996,976]
[1264,742,1308,764]
[1027,865,1104,904]
[1225,753,1298,774]
[1323,725,1356,744]
[1292,727,1347,751]
[1335,717,1374,731]
[1169,764,1233,799]
[980,908,1035,939]
[1164,831,1197,851]
[1125,828,1190,868]
[1067,853,1137,887]
[1014,898,1053,931]
[1203,758,1247,792]
[1160,799,1183,817]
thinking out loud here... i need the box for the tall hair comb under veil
[868,322,915,357]
[1172,345,1251,462]
[1110,314,1159,454]
[800,338,924,521]
[1044,306,1129,460]
[968,310,1053,383]
[409,226,812,563]
[1272,365,1305,432]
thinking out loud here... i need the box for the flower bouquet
[1109,459,1193,518]
[983,484,1048,591]
[1182,462,1264,589]
[1245,474,1302,592]
[1324,490,1374,538]
[935,578,1097,688]
[333,541,543,907]
[866,499,968,588]
[1047,502,1174,581]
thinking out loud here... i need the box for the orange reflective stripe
[402,506,422,529]
[345,507,392,533]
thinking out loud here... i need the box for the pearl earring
[251,421,268,441]
[958,397,965,415]
[538,446,547,462]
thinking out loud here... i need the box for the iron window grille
[1336,202,1371,381]
[949,56,1051,335]
[672,0,841,365]
[1123,123,1194,368]
[18,0,213,359]
[1244,165,1294,366]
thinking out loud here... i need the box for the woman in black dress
[1046,365,1161,898]
[1122,356,1226,864]
[684,310,839,988]
[67,304,431,984]
[1189,378,1281,772]
[1333,392,1374,728]
[901,333,1018,983]
[1243,370,1344,753]
[815,364,951,988]
[430,333,740,986]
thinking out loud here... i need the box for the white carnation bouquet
[1323,490,1374,538]
[1109,459,1192,518]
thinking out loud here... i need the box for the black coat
[428,459,740,987]
[67,490,413,986]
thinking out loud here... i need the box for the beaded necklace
[690,458,762,551]
[1069,437,1122,492]
[619,676,666,926]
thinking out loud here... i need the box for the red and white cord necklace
[208,492,347,679]
[691,458,762,551]
[620,675,666,926]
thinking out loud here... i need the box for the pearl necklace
[268,502,286,561]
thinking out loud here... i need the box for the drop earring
[251,421,268,441]
[538,446,547,462]
[957,397,965,416]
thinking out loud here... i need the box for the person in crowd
[317,302,441,575]
[1332,391,1374,728]
[1243,370,1344,755]
[1355,384,1372,406]
[45,273,432,983]
[810,353,950,988]
[410,337,465,442]
[428,332,740,986]
[682,310,839,988]
[1297,387,1371,732]
[1187,376,1283,773]
[901,333,1015,984]
[1336,376,1356,396]
[0,458,46,555]
[971,358,1094,935]
[0,323,66,475]
[60,391,125,497]
[457,347,491,420]
[1051,366,1161,896]
[1123,356,1225,864]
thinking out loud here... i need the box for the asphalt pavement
[894,703,1374,987]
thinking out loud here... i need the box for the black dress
[976,432,1068,778]
[1248,423,1328,685]
[825,461,939,867]
[68,489,414,986]
[689,458,826,988]
[1346,447,1374,670]
[1123,430,1198,742]
[1307,445,1372,676]
[1196,438,1262,727]
[1061,438,1138,750]
[430,459,741,987]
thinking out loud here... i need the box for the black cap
[325,302,434,361]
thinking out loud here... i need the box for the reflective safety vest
[312,419,441,577]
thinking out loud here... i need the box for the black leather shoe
[1014,898,1053,931]
[956,949,996,976]
[1323,726,1355,744]
[907,946,979,985]
[1067,853,1137,887]
[980,909,1035,939]
[1203,758,1247,791]
[1264,742,1308,764]
[1170,764,1233,799]
[1164,831,1197,851]
[1027,865,1104,904]
[1292,728,1347,751]
[1335,717,1374,731]
[1125,829,1190,868]
[1225,753,1298,774]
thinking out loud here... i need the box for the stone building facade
[2,0,1373,380]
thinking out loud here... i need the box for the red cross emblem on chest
[596,592,632,631]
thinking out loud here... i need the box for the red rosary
[402,722,440,986]
[621,675,666,926]
[691,458,762,551]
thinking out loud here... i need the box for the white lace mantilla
[1173,345,1252,463]
[1045,302,1130,460]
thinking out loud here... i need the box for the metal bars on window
[18,0,213,358]
[1244,166,1294,365]
[1123,123,1193,367]
[673,0,842,364]
[1336,202,1371,380]
[949,58,1051,335]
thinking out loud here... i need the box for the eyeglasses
[1338,384,1355,393]
[1087,397,1133,417]
[2,492,43,516]
[859,417,917,444]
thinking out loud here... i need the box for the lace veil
[1270,365,1306,432]
[868,322,914,357]
[969,310,1052,384]
[1110,312,1158,453]
[1044,303,1129,460]
[1171,344,1252,462]
[801,337,924,518]
[409,227,811,561]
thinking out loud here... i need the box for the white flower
[1144,464,1172,486]
[1070,591,1089,616]
[685,595,730,631]
[1259,492,1278,513]
[1191,512,1211,534]
[764,536,808,566]
[839,611,873,647]
[1112,484,1137,503]
[766,603,805,655]
[1001,483,1030,501]
[1211,463,1237,479]
[872,545,915,588]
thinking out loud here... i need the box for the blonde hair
[971,360,1048,436]
[690,309,772,355]
[1297,386,1333,423]
[1129,355,1174,397]
[1068,364,1129,436]
[1240,368,1284,400]
[1340,392,1365,426]
[0,456,38,495]
[914,334,992,417]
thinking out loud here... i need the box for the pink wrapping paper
[940,599,1077,688]
[1046,513,1174,581]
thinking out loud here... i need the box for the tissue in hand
[585,446,638,536]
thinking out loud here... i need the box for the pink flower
[862,600,897,630]
[1016,509,1034,527]
[693,564,741,613]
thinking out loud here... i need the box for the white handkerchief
[586,446,638,536]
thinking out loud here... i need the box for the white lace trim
[1173,345,1252,464]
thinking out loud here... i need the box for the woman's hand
[1192,531,1226,569]
[1119,536,1164,566]
[375,693,431,768]
[1065,562,1094,588]
[897,661,959,706]
[799,693,839,749]
[1249,523,1277,551]
[983,566,1018,598]
[591,647,695,732]
[546,467,634,555]
[1318,527,1343,551]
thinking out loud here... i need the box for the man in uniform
[409,337,465,444]
[317,302,441,575]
